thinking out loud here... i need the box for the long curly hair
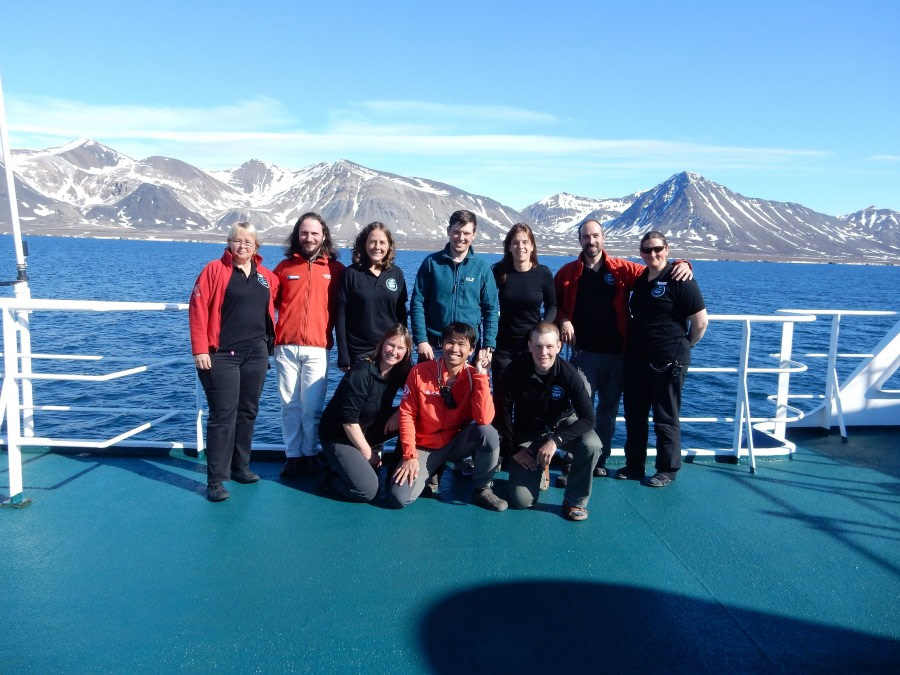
[284,212,338,260]
[352,222,396,270]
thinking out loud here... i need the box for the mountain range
[1,139,898,262]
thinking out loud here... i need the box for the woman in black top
[619,231,708,487]
[189,223,278,502]
[335,222,408,370]
[318,324,413,502]
[491,223,557,418]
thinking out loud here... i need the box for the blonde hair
[227,222,260,247]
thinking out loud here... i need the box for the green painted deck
[3,429,899,673]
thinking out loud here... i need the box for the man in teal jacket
[410,209,499,363]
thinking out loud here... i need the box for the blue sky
[1,0,897,215]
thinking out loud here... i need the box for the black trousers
[490,337,528,455]
[622,356,686,474]
[197,340,269,484]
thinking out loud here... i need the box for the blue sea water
[1,235,898,452]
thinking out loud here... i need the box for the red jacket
[398,360,494,460]
[554,251,645,353]
[189,249,278,355]
[273,254,345,348]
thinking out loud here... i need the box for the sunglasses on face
[641,245,666,254]
[439,384,457,409]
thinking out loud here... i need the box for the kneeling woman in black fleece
[318,324,413,501]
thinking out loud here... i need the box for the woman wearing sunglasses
[618,232,708,487]
[317,324,413,502]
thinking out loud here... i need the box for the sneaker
[648,472,675,488]
[540,465,550,491]
[562,501,588,522]
[593,466,608,478]
[615,466,646,481]
[232,469,260,484]
[280,457,303,478]
[472,487,508,512]
[207,483,230,502]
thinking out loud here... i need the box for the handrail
[776,309,899,437]
[0,298,188,311]
[2,301,898,504]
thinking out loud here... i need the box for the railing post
[732,320,751,461]
[16,308,34,436]
[773,320,795,441]
[823,314,841,430]
[190,375,205,459]
[1,306,31,507]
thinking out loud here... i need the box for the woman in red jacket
[189,223,278,502]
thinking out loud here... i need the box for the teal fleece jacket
[409,244,499,349]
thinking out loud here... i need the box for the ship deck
[2,428,899,673]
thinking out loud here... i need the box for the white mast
[0,70,35,507]
[0,71,30,293]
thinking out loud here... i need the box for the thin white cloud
[870,154,900,162]
[7,95,293,134]
[5,95,829,173]
[358,100,558,124]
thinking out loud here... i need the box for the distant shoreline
[0,230,896,266]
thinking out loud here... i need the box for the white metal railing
[2,299,898,504]
[775,310,900,436]
[679,313,816,473]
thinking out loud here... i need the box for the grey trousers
[507,421,601,510]
[386,424,500,509]
[321,441,381,502]
[571,349,624,468]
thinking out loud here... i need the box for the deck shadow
[420,580,899,672]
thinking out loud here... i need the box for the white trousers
[275,344,328,457]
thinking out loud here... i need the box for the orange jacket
[273,254,345,348]
[398,359,494,459]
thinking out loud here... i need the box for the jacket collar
[440,243,475,263]
[221,248,263,266]
[577,249,607,271]
[292,251,328,264]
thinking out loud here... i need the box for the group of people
[189,208,708,519]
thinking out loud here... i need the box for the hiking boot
[648,472,676,487]
[207,483,230,502]
[232,469,260,484]
[472,487,508,512]
[554,473,568,488]
[615,465,646,481]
